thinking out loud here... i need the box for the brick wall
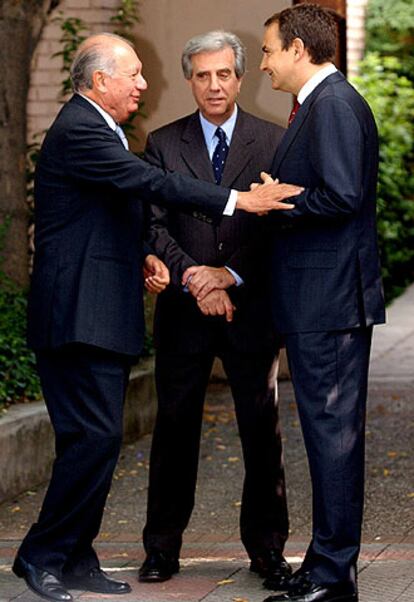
[347,0,369,77]
[27,0,119,141]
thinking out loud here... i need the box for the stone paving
[0,285,413,601]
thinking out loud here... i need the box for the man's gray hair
[70,32,134,92]
[181,30,246,79]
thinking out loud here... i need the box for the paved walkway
[0,285,413,602]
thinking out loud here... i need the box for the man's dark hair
[265,3,337,65]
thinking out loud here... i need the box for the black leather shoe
[13,556,73,602]
[262,576,358,602]
[63,567,131,594]
[250,549,292,590]
[138,551,180,582]
[264,567,311,591]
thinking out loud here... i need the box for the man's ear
[292,37,305,61]
[237,75,244,94]
[92,70,107,93]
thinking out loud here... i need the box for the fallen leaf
[11,506,21,513]
[217,578,235,586]
[204,413,217,423]
[387,451,398,458]
[228,457,240,463]
[383,468,390,477]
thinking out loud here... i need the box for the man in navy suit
[138,31,290,587]
[12,32,302,602]
[256,5,386,602]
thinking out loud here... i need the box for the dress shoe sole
[138,569,179,583]
[63,576,131,594]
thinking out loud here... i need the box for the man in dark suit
[138,31,291,588]
[12,32,303,602]
[256,5,386,602]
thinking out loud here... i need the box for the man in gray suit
[139,31,291,588]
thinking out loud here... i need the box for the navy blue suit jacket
[270,71,385,333]
[28,94,229,355]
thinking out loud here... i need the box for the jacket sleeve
[61,120,230,218]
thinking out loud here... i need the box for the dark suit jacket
[28,94,230,355]
[270,71,385,333]
[146,108,285,353]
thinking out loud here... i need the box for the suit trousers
[17,344,132,578]
[284,327,373,586]
[143,348,289,558]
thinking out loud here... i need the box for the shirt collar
[78,93,118,131]
[297,63,337,105]
[199,104,238,153]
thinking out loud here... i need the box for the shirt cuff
[183,274,192,293]
[223,190,238,216]
[225,266,243,287]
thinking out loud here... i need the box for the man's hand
[144,254,170,294]
[197,289,236,322]
[182,266,235,300]
[237,172,303,213]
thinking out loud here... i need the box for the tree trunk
[0,0,61,287]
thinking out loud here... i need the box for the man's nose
[137,74,148,90]
[209,74,220,90]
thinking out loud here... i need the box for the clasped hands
[182,265,236,322]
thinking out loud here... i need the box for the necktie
[288,99,301,126]
[212,127,229,184]
[115,124,129,150]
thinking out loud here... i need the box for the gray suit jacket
[146,107,285,353]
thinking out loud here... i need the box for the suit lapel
[221,109,253,187]
[272,71,345,175]
[180,113,215,182]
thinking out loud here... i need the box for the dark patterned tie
[288,99,301,126]
[212,127,229,184]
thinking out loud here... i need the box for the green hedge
[351,53,414,302]
[0,281,41,410]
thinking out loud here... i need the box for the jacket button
[218,242,224,251]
